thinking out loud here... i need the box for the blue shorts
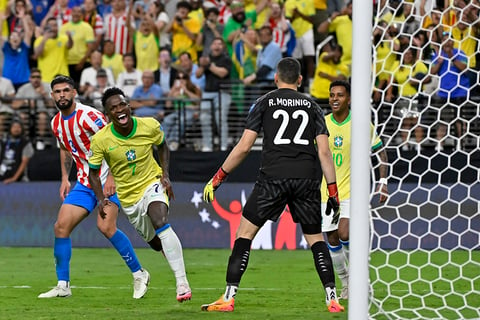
[63,182,121,213]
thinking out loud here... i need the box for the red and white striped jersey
[268,18,292,54]
[84,12,104,37]
[103,13,131,54]
[51,102,109,187]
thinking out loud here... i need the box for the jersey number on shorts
[272,109,309,145]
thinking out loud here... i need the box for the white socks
[157,226,188,286]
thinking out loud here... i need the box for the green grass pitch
[0,247,478,319]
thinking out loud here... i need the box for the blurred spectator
[196,37,232,151]
[284,0,315,88]
[101,39,124,80]
[149,0,170,49]
[5,0,34,35]
[265,1,296,58]
[116,53,143,97]
[60,6,96,85]
[232,28,259,80]
[430,32,470,151]
[97,0,113,17]
[312,0,328,46]
[79,50,115,94]
[162,70,201,151]
[222,0,258,58]
[131,0,151,28]
[127,1,159,72]
[30,0,55,26]
[1,8,33,90]
[196,7,224,57]
[103,0,132,54]
[327,0,344,15]
[0,118,34,183]
[178,51,205,91]
[451,7,479,94]
[130,70,163,118]
[12,68,55,149]
[154,47,178,97]
[243,26,282,85]
[83,0,104,50]
[82,68,111,110]
[167,1,201,62]
[372,19,400,105]
[318,1,352,68]
[386,47,428,151]
[310,44,348,109]
[0,76,16,135]
[217,0,233,25]
[41,0,71,28]
[33,17,72,82]
[188,0,204,25]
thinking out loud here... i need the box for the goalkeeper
[321,80,389,300]
[201,57,344,313]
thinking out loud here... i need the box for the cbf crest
[333,135,343,148]
[125,149,136,161]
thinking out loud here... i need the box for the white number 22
[272,109,309,145]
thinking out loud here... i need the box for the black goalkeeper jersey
[245,87,328,180]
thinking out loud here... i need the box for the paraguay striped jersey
[51,102,109,187]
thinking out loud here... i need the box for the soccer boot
[133,268,150,299]
[38,285,72,298]
[176,283,192,302]
[201,295,234,312]
[328,299,345,313]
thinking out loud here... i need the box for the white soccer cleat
[38,285,72,298]
[176,283,192,302]
[133,268,150,299]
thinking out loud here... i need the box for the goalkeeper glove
[325,182,341,225]
[203,167,229,203]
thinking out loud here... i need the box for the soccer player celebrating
[88,87,192,302]
[321,80,389,300]
[201,57,344,313]
[39,76,149,299]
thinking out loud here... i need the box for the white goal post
[350,1,480,319]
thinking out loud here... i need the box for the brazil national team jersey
[245,88,328,180]
[89,117,165,207]
[320,111,383,201]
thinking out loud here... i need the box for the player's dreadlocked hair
[102,87,127,108]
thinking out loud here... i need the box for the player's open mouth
[117,114,128,124]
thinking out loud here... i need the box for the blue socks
[54,237,72,282]
[109,230,142,273]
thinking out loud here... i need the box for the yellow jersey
[310,52,350,99]
[89,117,165,207]
[391,60,428,97]
[320,112,382,201]
[60,21,95,64]
[285,0,315,38]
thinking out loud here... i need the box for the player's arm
[203,129,257,202]
[316,134,341,224]
[375,146,389,203]
[59,145,73,201]
[156,140,175,201]
[87,140,111,218]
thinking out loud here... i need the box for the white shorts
[292,28,315,58]
[122,181,169,242]
[321,199,350,232]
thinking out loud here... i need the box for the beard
[55,98,74,110]
[232,12,246,23]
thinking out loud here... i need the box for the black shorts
[243,178,322,228]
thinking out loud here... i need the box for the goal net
[368,1,480,319]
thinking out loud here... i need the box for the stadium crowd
[0,0,479,181]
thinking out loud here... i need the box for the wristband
[327,17,332,23]
[379,178,388,185]
[212,167,228,188]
